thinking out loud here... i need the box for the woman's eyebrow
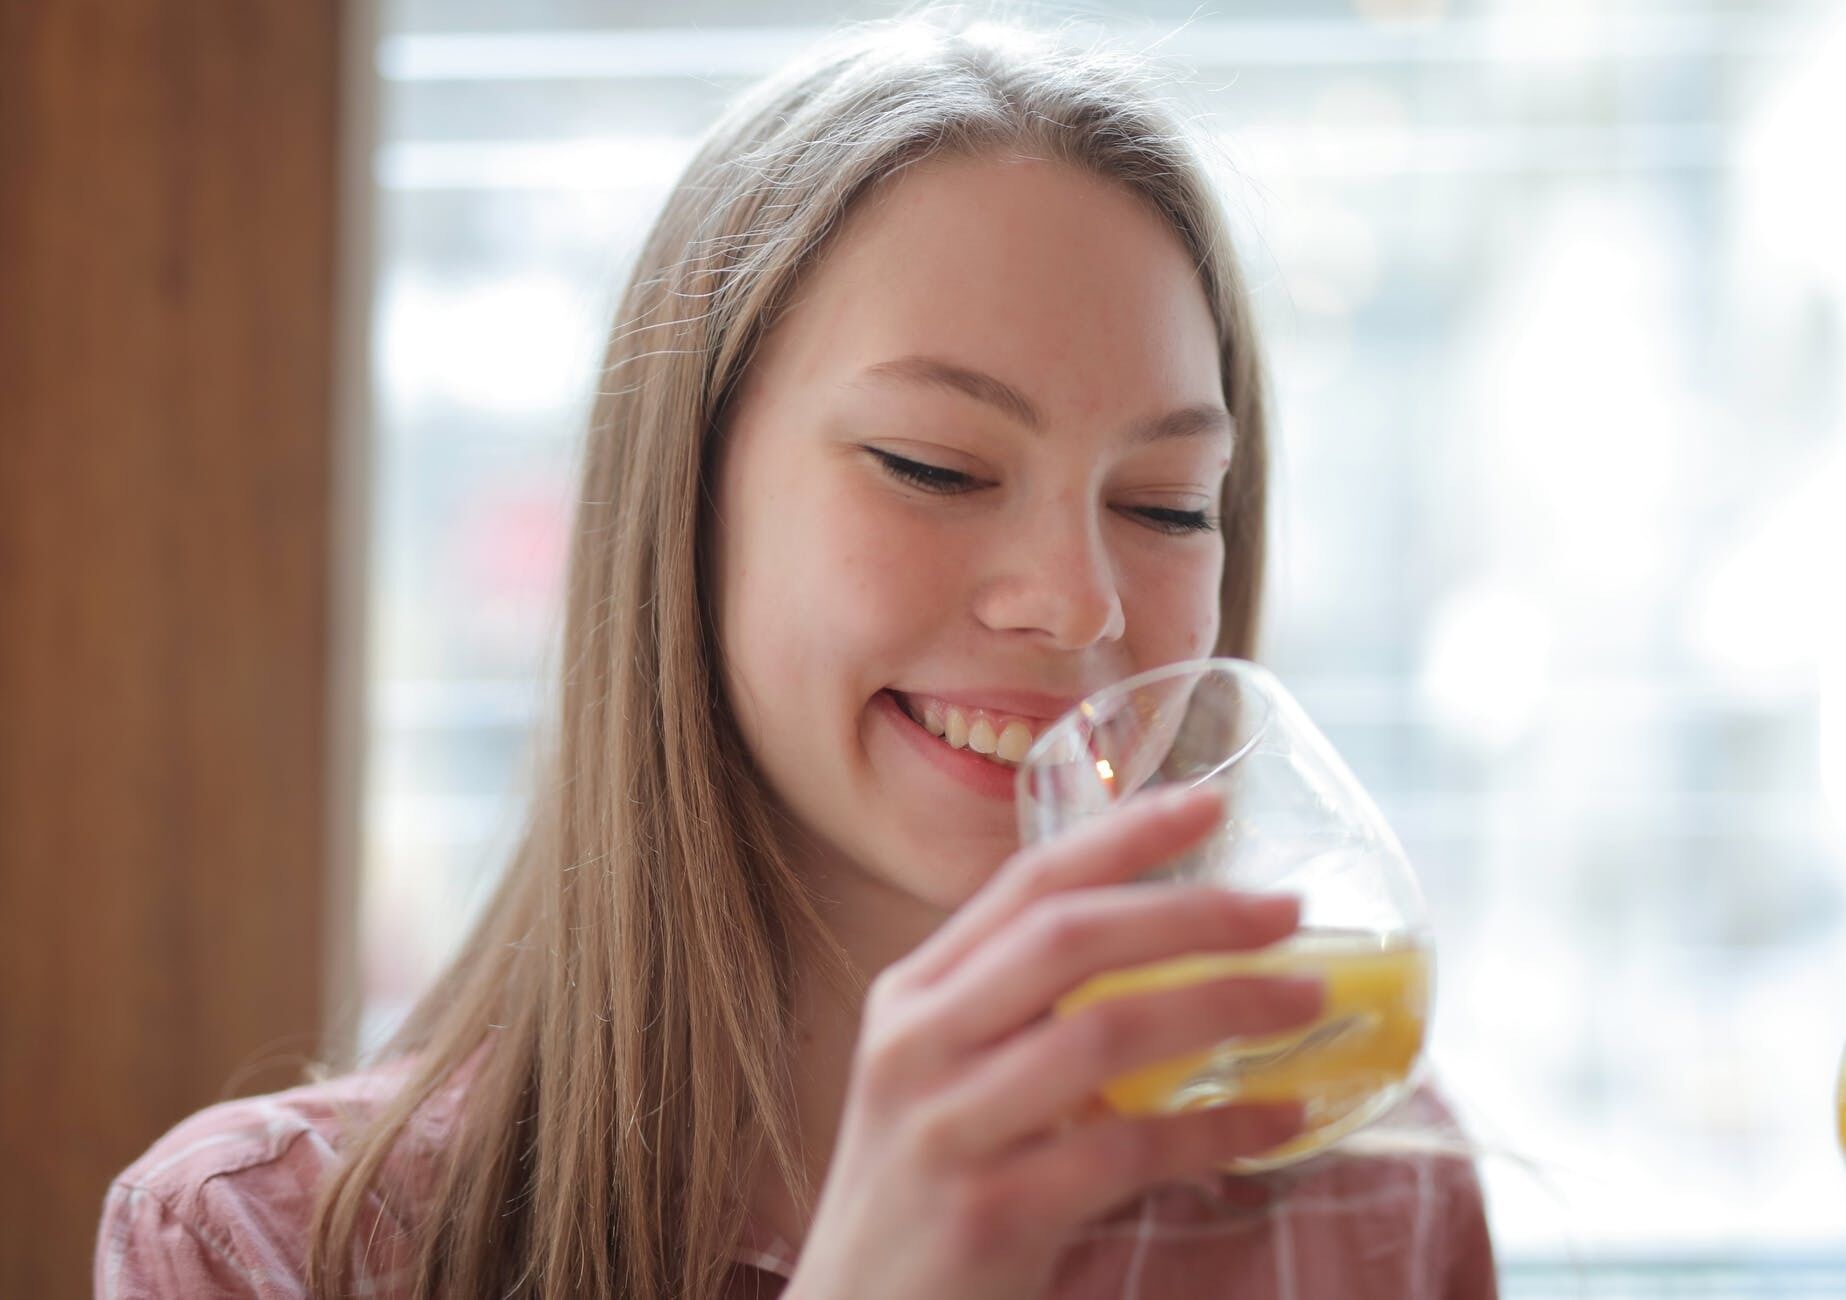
[847,354,1233,444]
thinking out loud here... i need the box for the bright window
[361,3,1846,1291]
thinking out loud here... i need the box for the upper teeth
[912,697,1039,765]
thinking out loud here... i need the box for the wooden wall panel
[0,4,347,1294]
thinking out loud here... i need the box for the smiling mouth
[888,691,1050,767]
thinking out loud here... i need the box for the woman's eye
[1127,504,1219,536]
[867,448,980,494]
[867,447,1218,534]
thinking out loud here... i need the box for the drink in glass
[1017,658,1434,1171]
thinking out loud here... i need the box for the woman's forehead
[762,153,1224,414]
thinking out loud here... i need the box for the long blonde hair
[309,11,1272,1298]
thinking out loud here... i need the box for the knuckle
[865,964,913,1011]
[1094,1120,1163,1184]
[1201,976,1256,1021]
[903,1102,966,1169]
[1027,898,1101,958]
[1067,1004,1138,1074]
[1014,843,1065,894]
[853,1011,930,1100]
[943,1177,1027,1266]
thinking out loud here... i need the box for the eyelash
[866,448,1220,536]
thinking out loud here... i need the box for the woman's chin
[875,820,1019,911]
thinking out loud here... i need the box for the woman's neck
[749,849,950,1251]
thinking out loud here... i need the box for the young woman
[98,14,1496,1299]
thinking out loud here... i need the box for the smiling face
[710,151,1233,913]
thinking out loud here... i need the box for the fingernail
[1159,783,1220,811]
[1248,893,1301,930]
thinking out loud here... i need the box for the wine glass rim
[1021,655,1279,775]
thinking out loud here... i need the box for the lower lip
[872,690,1020,802]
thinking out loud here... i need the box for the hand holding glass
[1016,659,1434,1171]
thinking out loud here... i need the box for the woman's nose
[970,504,1126,649]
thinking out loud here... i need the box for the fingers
[929,972,1323,1157]
[914,885,1301,1058]
[900,784,1225,991]
[1010,1100,1310,1228]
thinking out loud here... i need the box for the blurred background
[4,0,1843,1295]
[360,0,1846,1291]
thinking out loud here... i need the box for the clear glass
[1017,657,1433,1171]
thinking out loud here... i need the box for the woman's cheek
[1123,543,1222,660]
[821,492,970,646]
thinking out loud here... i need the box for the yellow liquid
[1056,929,1432,1167]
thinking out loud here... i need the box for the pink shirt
[97,1057,1497,1298]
